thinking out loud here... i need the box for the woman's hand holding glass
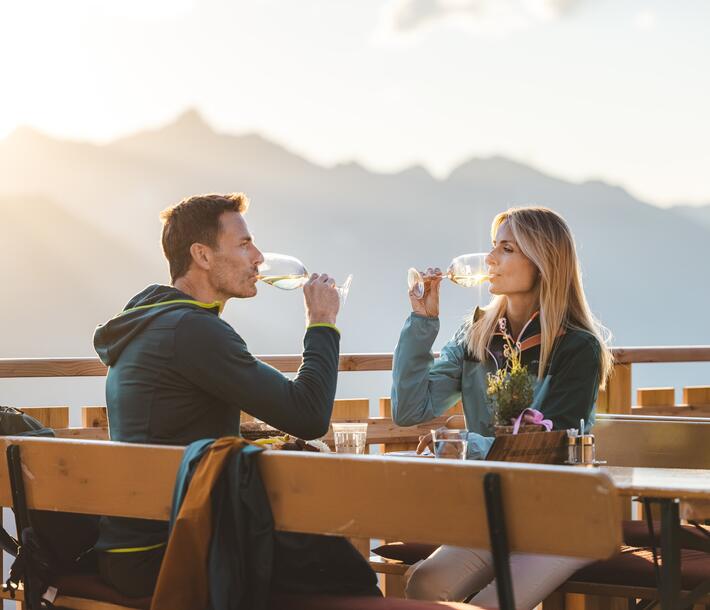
[408,267,442,318]
[408,253,490,319]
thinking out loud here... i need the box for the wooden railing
[2,346,710,416]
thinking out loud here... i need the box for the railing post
[603,363,632,414]
[81,406,108,428]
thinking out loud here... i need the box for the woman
[391,206,613,608]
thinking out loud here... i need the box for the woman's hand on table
[416,432,434,455]
[410,268,442,318]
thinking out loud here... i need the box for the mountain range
[1,109,709,397]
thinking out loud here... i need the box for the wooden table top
[603,466,710,500]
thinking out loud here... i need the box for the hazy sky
[1,0,708,206]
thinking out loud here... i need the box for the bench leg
[542,591,566,610]
[383,573,406,598]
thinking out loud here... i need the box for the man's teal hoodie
[93,284,340,550]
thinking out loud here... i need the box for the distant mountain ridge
[670,203,710,230]
[1,109,709,371]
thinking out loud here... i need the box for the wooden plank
[684,386,710,407]
[379,398,418,452]
[0,438,181,520]
[81,406,108,428]
[0,358,108,378]
[0,437,621,560]
[610,346,710,364]
[260,453,621,558]
[598,413,710,423]
[0,354,395,377]
[50,417,451,446]
[2,347,709,379]
[595,417,710,469]
[630,405,710,417]
[636,387,675,407]
[19,406,69,429]
[338,354,393,372]
[54,427,109,440]
[604,363,632,414]
[607,465,710,501]
[332,399,370,420]
[596,386,608,413]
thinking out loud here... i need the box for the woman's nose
[485,251,495,267]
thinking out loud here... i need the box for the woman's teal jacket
[391,311,601,459]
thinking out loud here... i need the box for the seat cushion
[371,542,439,564]
[623,520,710,552]
[53,573,152,609]
[571,546,710,590]
[268,592,477,609]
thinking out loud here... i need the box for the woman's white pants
[404,545,590,610]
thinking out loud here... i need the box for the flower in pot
[486,319,537,434]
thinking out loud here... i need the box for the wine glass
[408,253,490,299]
[258,252,353,303]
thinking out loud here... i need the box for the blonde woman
[391,206,613,609]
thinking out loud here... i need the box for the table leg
[658,498,681,610]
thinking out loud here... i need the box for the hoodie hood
[93,284,222,366]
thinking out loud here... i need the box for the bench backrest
[0,436,621,560]
[595,413,710,468]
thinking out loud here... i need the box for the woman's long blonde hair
[464,206,613,388]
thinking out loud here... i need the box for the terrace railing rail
[2,346,710,415]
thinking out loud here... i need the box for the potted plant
[486,319,540,436]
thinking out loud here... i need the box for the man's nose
[253,246,265,267]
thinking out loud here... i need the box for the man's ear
[189,242,212,271]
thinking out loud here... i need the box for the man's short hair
[160,193,250,282]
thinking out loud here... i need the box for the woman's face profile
[486,221,539,298]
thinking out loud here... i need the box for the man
[93,192,341,597]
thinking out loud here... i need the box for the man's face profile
[209,211,264,299]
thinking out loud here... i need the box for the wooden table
[603,466,710,610]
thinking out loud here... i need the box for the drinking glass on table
[332,422,368,454]
[431,428,468,460]
[258,252,353,304]
[408,253,490,299]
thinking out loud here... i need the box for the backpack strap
[3,444,53,609]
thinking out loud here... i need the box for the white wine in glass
[408,253,490,299]
[258,252,353,303]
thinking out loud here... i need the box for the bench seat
[369,546,710,604]
[371,520,710,565]
[1,577,478,610]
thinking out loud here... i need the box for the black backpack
[0,406,100,608]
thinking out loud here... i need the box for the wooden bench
[555,414,710,608]
[371,414,710,607]
[18,408,710,606]
[0,436,621,610]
